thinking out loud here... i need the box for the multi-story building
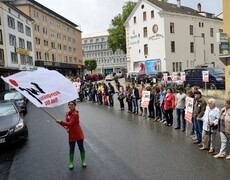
[82,32,126,74]
[0,2,34,90]
[220,0,230,96]
[125,0,223,74]
[13,0,84,76]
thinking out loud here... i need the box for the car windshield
[209,68,224,75]
[0,102,17,116]
[4,92,23,100]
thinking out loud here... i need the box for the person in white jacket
[200,98,220,153]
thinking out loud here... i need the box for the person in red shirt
[163,88,175,126]
[55,101,86,170]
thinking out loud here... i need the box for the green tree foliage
[84,59,97,74]
[108,1,137,54]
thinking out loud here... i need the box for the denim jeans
[160,106,166,121]
[69,140,85,154]
[193,117,203,142]
[132,98,138,113]
[176,108,186,129]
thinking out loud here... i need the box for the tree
[160,0,168,2]
[108,1,137,54]
[84,59,97,74]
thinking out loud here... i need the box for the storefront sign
[15,48,30,56]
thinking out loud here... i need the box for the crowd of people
[69,76,230,160]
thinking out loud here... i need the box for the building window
[170,23,174,33]
[58,44,62,50]
[219,29,223,33]
[143,11,147,21]
[19,38,25,49]
[134,16,136,24]
[171,41,175,52]
[57,33,61,39]
[0,49,4,63]
[11,52,18,64]
[20,54,26,65]
[17,21,24,33]
[45,53,49,60]
[210,28,214,37]
[144,44,148,55]
[143,27,148,37]
[26,26,31,36]
[201,33,205,44]
[0,30,3,45]
[43,15,47,24]
[69,57,72,63]
[52,54,55,61]
[34,24,40,32]
[189,25,193,35]
[35,37,40,45]
[33,11,39,18]
[211,44,214,54]
[36,51,41,60]
[69,47,72,52]
[8,16,15,29]
[151,10,154,18]
[51,42,55,49]
[27,41,32,51]
[43,27,48,35]
[44,40,48,46]
[9,34,16,46]
[190,42,194,53]
[199,22,201,27]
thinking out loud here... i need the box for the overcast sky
[37,0,222,35]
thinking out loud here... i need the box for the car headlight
[14,119,24,132]
[216,78,223,81]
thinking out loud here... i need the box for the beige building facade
[13,0,84,76]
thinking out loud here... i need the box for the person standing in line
[139,81,146,116]
[214,99,230,159]
[55,101,86,170]
[147,85,154,118]
[154,86,161,122]
[108,82,115,107]
[159,84,167,123]
[192,91,207,144]
[125,84,133,113]
[200,98,219,153]
[116,82,125,111]
[175,87,186,132]
[131,82,139,115]
[163,88,175,126]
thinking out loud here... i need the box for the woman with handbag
[200,98,220,153]
[55,101,86,169]
[214,99,230,159]
[163,88,175,126]
[116,82,125,111]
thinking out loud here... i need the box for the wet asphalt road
[1,96,230,180]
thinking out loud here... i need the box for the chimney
[197,3,201,12]
[177,0,181,8]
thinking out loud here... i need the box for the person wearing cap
[193,91,207,144]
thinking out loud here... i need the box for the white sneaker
[163,121,167,125]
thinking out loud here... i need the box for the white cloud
[37,0,222,35]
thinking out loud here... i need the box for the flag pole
[40,108,56,121]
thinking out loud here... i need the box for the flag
[1,68,78,107]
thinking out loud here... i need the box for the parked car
[146,73,159,83]
[184,67,225,89]
[105,74,114,81]
[135,74,148,84]
[160,76,184,88]
[3,91,27,115]
[0,100,28,145]
[126,71,139,82]
[116,70,123,78]
[85,74,98,82]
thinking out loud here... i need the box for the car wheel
[209,83,217,90]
